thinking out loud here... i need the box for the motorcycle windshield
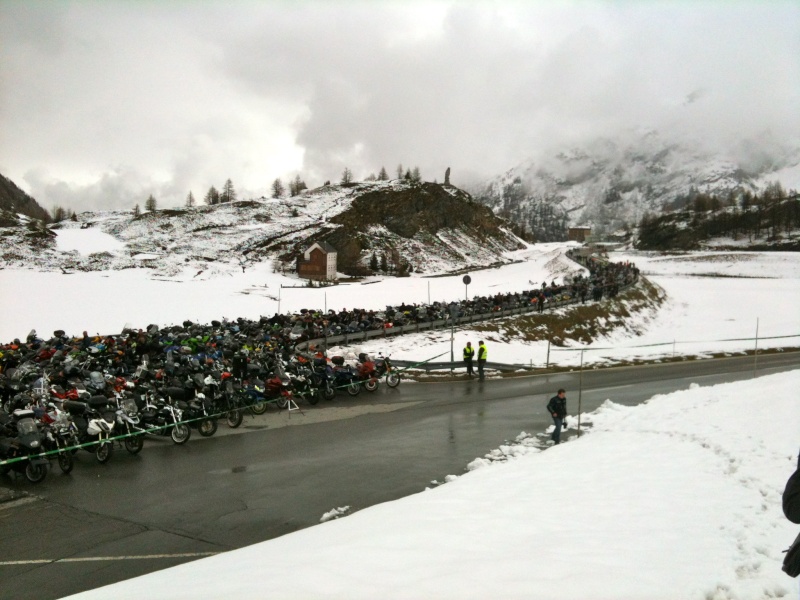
[17,419,38,436]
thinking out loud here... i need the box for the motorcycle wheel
[307,391,320,406]
[250,400,268,415]
[226,409,243,428]
[363,378,379,392]
[124,434,144,454]
[346,382,361,396]
[323,383,336,401]
[96,441,113,464]
[57,451,74,474]
[386,372,401,388]
[171,424,191,445]
[276,396,289,410]
[25,461,47,484]
[198,419,218,437]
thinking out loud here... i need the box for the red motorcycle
[355,353,379,392]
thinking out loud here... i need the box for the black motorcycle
[0,408,49,483]
[135,385,191,445]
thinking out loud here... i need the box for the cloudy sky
[1,1,798,213]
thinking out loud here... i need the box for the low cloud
[1,2,798,212]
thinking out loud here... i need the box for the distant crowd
[0,251,638,394]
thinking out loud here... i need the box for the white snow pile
[66,369,800,600]
[320,506,351,523]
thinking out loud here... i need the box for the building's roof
[302,241,338,261]
[316,241,337,253]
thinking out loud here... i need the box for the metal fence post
[577,349,584,437]
[753,318,760,377]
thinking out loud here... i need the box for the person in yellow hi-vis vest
[463,341,475,378]
[477,340,487,380]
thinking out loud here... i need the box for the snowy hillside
[0,181,523,277]
[477,131,800,239]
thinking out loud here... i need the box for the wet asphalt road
[1,351,799,600]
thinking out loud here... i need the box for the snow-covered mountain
[475,131,800,240]
[0,180,524,277]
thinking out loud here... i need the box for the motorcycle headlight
[31,441,40,448]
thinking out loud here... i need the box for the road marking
[0,497,38,512]
[0,552,219,566]
[588,384,633,393]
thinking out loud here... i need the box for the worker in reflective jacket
[477,340,487,380]
[463,341,475,378]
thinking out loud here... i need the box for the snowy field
[66,370,800,600]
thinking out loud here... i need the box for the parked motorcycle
[330,357,361,397]
[205,373,244,428]
[62,396,116,463]
[374,353,401,388]
[113,391,145,454]
[134,385,191,445]
[355,353,379,392]
[0,408,49,483]
[40,402,77,473]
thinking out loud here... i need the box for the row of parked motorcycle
[0,350,400,484]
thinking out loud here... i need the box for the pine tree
[341,167,353,185]
[396,164,403,179]
[271,178,285,199]
[369,253,378,271]
[186,191,196,208]
[289,174,307,196]
[221,179,236,203]
[378,166,389,181]
[204,186,220,205]
[133,204,141,217]
[380,253,388,272]
[411,166,421,183]
[51,205,67,222]
[145,194,157,212]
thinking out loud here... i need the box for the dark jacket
[547,394,567,419]
[785,452,800,524]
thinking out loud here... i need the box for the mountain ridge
[474,131,800,241]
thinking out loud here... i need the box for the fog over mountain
[1,1,798,214]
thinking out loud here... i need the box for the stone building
[296,241,337,281]
[567,226,592,243]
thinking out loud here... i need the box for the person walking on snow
[477,340,487,380]
[463,341,475,378]
[547,389,567,445]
